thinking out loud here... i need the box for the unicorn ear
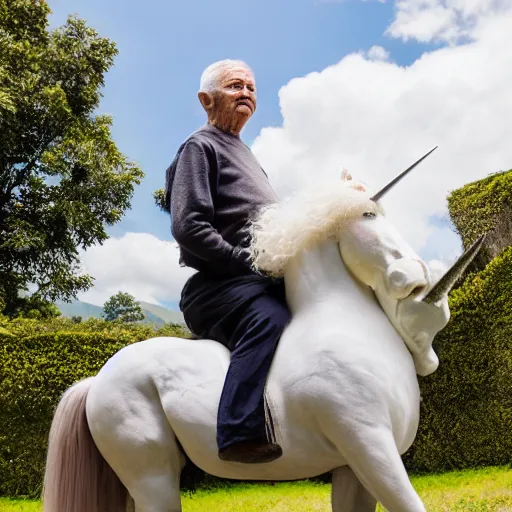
[341,168,368,192]
[341,168,352,181]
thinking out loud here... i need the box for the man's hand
[230,246,256,274]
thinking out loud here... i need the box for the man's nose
[239,85,255,97]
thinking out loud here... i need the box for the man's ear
[198,91,215,112]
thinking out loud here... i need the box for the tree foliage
[103,291,145,323]
[0,0,144,314]
[153,188,168,213]
[4,295,61,319]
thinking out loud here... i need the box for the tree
[4,294,61,319]
[0,1,144,315]
[103,291,145,323]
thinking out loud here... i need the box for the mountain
[56,299,184,326]
[138,301,184,325]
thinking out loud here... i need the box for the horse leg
[329,426,425,512]
[130,473,182,512]
[87,392,186,512]
[95,423,184,512]
[331,466,377,512]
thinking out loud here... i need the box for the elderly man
[164,59,290,464]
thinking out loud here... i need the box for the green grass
[0,501,40,512]
[1,466,510,511]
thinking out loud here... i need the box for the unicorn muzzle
[413,347,439,377]
[384,259,428,300]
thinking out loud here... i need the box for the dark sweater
[166,124,278,276]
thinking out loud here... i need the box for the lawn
[1,466,510,511]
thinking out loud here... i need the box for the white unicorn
[42,149,484,512]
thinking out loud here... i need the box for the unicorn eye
[363,212,376,219]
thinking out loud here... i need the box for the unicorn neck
[284,241,375,314]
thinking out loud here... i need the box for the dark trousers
[179,271,291,451]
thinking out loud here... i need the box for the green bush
[448,169,512,246]
[0,321,190,497]
[447,169,512,273]
[0,315,190,340]
[404,246,512,472]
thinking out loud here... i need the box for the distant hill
[57,299,184,326]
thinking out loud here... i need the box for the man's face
[213,66,257,123]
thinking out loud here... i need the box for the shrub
[0,315,189,341]
[0,321,190,497]
[447,169,512,273]
[404,246,512,472]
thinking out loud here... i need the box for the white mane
[249,180,383,277]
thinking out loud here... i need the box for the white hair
[199,59,254,93]
[248,180,383,277]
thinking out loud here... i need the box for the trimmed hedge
[404,246,512,472]
[0,319,190,497]
[0,315,190,341]
[447,169,512,272]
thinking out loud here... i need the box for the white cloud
[77,233,194,307]
[252,7,512,261]
[386,0,512,43]
[367,45,391,61]
[75,2,512,303]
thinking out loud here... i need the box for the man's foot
[218,441,283,464]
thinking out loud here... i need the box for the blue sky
[48,0,437,243]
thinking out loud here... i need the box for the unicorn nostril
[385,259,429,300]
[411,285,426,295]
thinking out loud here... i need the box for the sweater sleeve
[170,138,249,271]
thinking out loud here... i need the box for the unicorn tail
[42,377,128,512]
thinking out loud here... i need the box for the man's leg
[179,273,291,462]
[217,290,291,463]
